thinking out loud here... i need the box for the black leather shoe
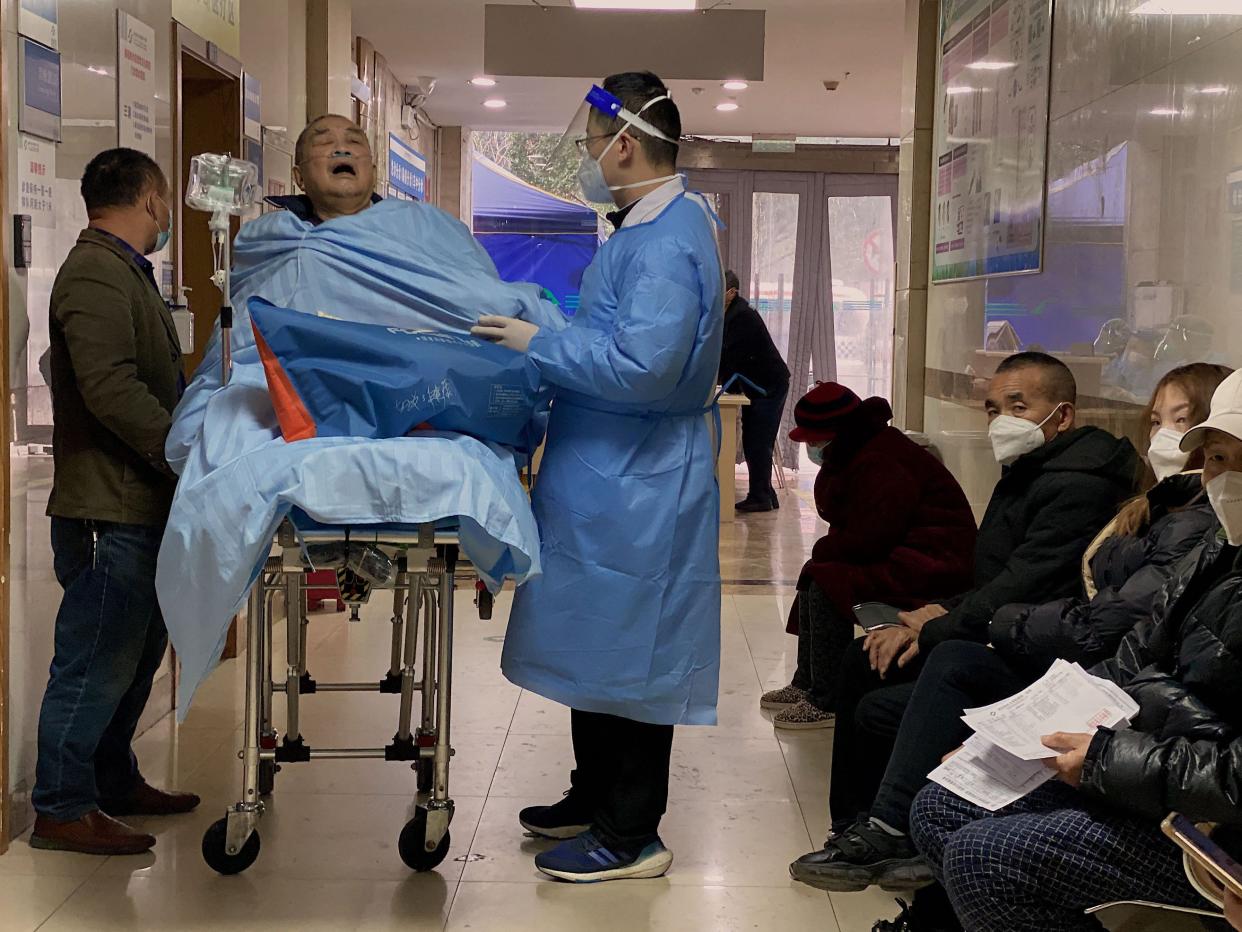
[789,819,933,892]
[735,498,776,514]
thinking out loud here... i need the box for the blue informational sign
[20,37,61,140]
[243,72,261,140]
[23,39,60,115]
[388,133,426,201]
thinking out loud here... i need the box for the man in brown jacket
[31,148,199,856]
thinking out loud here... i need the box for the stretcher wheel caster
[475,583,493,620]
[258,760,277,796]
[202,818,261,875]
[398,810,450,872]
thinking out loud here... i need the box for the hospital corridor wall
[0,0,319,843]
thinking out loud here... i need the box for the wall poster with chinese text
[932,0,1054,282]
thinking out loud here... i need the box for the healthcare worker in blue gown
[473,71,724,883]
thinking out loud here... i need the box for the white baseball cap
[1181,367,1242,451]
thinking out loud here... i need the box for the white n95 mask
[1206,470,1242,545]
[1148,427,1191,482]
[988,404,1066,466]
[578,154,614,203]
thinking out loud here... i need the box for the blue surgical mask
[150,194,172,254]
[808,442,828,466]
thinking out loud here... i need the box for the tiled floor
[1,479,905,931]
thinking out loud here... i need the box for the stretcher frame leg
[387,574,407,682]
[422,555,455,848]
[224,582,266,855]
[396,575,422,742]
[284,572,305,743]
[420,586,437,739]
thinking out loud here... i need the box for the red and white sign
[117,12,156,155]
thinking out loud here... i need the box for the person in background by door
[32,148,199,857]
[719,269,791,513]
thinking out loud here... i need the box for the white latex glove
[472,315,539,354]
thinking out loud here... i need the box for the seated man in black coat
[718,270,790,512]
[790,352,1139,893]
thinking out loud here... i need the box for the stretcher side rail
[200,516,484,876]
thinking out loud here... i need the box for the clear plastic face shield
[556,85,679,202]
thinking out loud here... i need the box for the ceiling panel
[351,0,905,136]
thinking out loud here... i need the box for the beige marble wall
[893,0,939,431]
[306,0,352,120]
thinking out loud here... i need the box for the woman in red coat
[762,382,978,729]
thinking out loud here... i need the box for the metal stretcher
[200,514,492,875]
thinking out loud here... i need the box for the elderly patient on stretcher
[155,114,567,716]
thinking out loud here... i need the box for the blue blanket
[157,199,566,715]
[248,297,547,452]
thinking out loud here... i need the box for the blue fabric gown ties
[500,188,726,726]
[157,198,568,716]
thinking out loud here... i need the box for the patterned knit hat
[788,382,863,443]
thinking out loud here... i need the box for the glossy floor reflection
[721,467,825,592]
[1,482,905,931]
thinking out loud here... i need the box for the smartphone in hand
[853,602,904,632]
[1162,812,1242,902]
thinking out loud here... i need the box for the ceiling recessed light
[716,101,739,112]
[471,76,496,87]
[483,98,507,109]
[944,85,975,95]
[1150,107,1180,115]
[966,61,1016,71]
[1201,84,1230,94]
[572,0,696,8]
[722,80,749,91]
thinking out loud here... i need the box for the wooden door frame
[167,22,244,698]
[0,0,13,856]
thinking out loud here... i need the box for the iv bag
[185,153,259,214]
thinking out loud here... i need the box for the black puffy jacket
[989,473,1216,678]
[919,426,1139,651]
[1081,527,1242,826]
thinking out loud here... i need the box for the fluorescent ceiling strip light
[573,0,697,9]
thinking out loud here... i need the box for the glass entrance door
[686,167,898,470]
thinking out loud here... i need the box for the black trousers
[867,640,1029,832]
[740,384,788,501]
[827,635,925,835]
[569,708,674,848]
[790,582,856,712]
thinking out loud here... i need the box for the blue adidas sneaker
[534,830,674,883]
